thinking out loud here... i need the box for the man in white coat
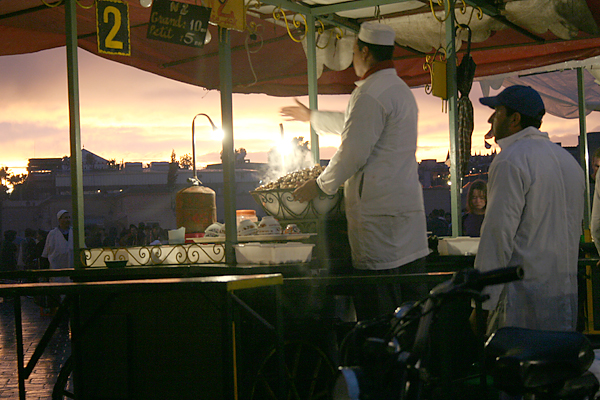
[42,210,74,272]
[280,22,429,319]
[473,85,584,333]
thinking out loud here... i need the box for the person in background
[149,223,164,245]
[22,228,38,270]
[137,222,147,245]
[280,21,429,320]
[462,180,487,237]
[42,210,74,272]
[103,227,119,247]
[143,225,153,245]
[472,85,584,333]
[85,225,103,248]
[0,230,18,272]
[427,209,449,237]
[35,229,49,269]
[589,147,600,200]
[591,147,600,182]
[119,224,141,246]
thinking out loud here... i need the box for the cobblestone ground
[0,296,71,399]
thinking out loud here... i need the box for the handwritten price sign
[147,0,211,48]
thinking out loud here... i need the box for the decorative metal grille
[81,243,226,267]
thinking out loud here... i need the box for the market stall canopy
[477,56,600,119]
[1,0,599,96]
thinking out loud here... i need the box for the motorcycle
[334,267,599,400]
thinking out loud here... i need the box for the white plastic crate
[234,242,315,264]
[437,237,480,256]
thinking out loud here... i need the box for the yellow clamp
[423,47,448,101]
[40,0,95,9]
[273,7,307,43]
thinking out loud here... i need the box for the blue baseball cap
[479,85,545,120]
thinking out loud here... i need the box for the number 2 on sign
[104,6,124,49]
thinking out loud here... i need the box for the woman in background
[462,180,487,237]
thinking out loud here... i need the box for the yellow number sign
[205,0,245,32]
[97,0,131,56]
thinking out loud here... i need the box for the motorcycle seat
[484,327,596,396]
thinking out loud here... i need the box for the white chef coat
[312,68,429,270]
[42,227,74,270]
[475,126,584,331]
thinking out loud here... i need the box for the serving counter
[0,252,472,400]
[7,252,597,400]
[0,274,285,400]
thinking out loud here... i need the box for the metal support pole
[445,0,461,237]
[304,15,330,268]
[578,67,590,230]
[219,26,238,264]
[306,14,320,165]
[14,296,25,400]
[65,0,85,268]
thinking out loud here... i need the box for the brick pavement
[0,296,71,399]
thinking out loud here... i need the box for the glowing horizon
[1,47,598,179]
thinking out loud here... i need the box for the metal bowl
[250,188,344,220]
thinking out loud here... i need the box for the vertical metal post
[445,0,461,237]
[304,14,330,268]
[578,68,590,230]
[13,296,25,400]
[305,14,320,164]
[65,0,85,268]
[219,26,238,264]
[71,293,84,398]
[275,285,286,399]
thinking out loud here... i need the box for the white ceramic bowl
[237,219,258,236]
[258,226,282,235]
[258,216,282,235]
[284,224,301,234]
[205,222,225,237]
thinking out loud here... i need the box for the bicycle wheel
[250,340,337,400]
[52,355,74,400]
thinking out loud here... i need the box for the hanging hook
[429,0,450,23]
[375,5,382,20]
[40,0,64,7]
[76,0,95,9]
[273,7,307,43]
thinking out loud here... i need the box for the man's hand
[280,98,311,122]
[293,179,320,203]
[469,308,489,337]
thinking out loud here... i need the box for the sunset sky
[2,46,600,176]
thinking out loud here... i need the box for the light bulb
[211,128,224,141]
[140,0,153,8]
[204,30,212,45]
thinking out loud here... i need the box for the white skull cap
[358,22,396,46]
[57,210,68,220]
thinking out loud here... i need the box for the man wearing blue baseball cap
[472,85,585,333]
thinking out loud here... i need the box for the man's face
[487,105,514,142]
[59,213,71,230]
[352,40,368,78]
[592,157,600,181]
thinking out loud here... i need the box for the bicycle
[334,266,599,400]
